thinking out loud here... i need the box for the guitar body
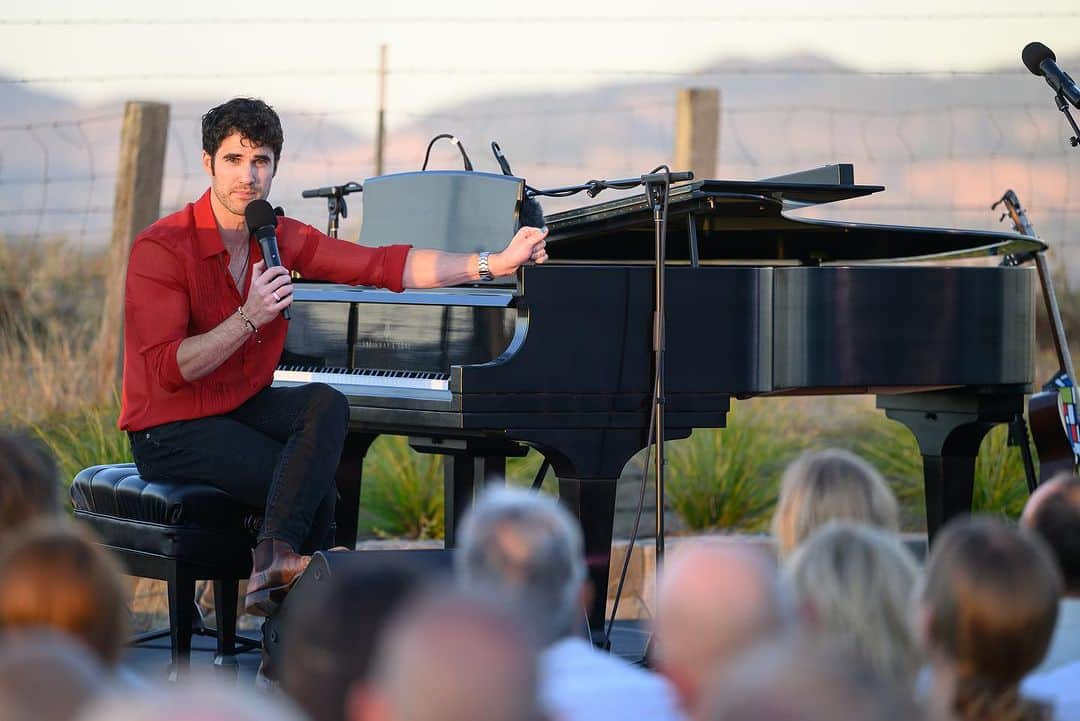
[1029,389,1078,481]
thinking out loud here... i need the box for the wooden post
[673,88,720,180]
[97,101,170,398]
[375,45,387,176]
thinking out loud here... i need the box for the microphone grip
[258,235,291,320]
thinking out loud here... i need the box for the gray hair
[456,487,588,645]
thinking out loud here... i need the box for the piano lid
[545,177,1044,265]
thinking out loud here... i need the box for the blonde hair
[771,449,898,558]
[784,522,922,688]
[0,521,129,666]
[921,516,1060,721]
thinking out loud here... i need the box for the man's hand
[244,260,293,327]
[490,226,549,277]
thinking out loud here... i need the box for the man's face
[202,131,276,222]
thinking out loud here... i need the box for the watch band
[477,251,495,281]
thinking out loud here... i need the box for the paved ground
[121,619,653,684]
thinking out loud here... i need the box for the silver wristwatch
[477,251,495,281]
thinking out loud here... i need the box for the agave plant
[661,400,807,533]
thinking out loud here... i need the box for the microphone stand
[1053,92,1080,148]
[302,181,364,367]
[542,169,693,652]
[301,181,364,238]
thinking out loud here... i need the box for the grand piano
[274,166,1041,629]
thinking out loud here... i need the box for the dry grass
[0,237,110,426]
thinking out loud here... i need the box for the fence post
[97,100,170,399]
[673,88,720,180]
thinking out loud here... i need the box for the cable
[421,133,473,171]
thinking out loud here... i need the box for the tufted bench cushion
[71,463,259,570]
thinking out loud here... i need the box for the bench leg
[166,564,196,681]
[212,579,239,676]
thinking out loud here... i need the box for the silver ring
[272,291,281,302]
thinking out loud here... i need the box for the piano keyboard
[273,365,452,401]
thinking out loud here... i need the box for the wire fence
[1,69,1077,281]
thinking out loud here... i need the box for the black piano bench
[70,463,260,678]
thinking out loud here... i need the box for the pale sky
[3,0,1080,130]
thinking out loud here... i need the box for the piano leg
[558,477,618,638]
[877,390,1024,542]
[443,456,507,547]
[334,432,376,549]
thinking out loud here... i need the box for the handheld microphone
[1023,42,1080,110]
[244,199,291,320]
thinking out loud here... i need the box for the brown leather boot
[244,539,311,617]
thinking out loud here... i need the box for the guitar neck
[998,189,1076,382]
[1034,250,1077,381]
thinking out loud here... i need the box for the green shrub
[358,435,444,539]
[662,400,807,533]
[30,399,130,498]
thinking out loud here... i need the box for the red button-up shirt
[118,190,411,432]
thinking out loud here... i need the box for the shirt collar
[194,189,226,259]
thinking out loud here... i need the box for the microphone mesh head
[244,199,278,232]
[1022,42,1055,76]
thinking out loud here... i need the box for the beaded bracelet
[236,306,258,336]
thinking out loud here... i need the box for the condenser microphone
[1023,42,1080,110]
[244,199,291,320]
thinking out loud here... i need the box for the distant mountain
[1,52,1077,274]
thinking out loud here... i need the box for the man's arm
[175,261,293,382]
[401,226,549,289]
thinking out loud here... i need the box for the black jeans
[129,383,349,553]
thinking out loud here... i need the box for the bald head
[1021,473,1080,594]
[653,542,789,713]
[359,592,541,721]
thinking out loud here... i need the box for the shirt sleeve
[288,222,411,291]
[124,237,190,393]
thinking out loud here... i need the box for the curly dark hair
[201,97,284,170]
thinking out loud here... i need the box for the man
[651,541,791,717]
[456,487,683,721]
[1021,473,1080,675]
[118,98,548,615]
[348,590,543,721]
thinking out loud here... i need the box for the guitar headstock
[992,189,1038,238]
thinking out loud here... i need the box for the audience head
[783,522,922,688]
[456,487,587,645]
[653,541,790,714]
[771,448,899,558]
[78,679,309,721]
[0,630,109,721]
[0,430,62,540]
[280,560,428,721]
[698,637,925,721]
[0,521,128,667]
[1021,472,1080,596]
[355,589,541,721]
[918,515,1061,721]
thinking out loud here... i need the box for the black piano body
[275,174,1041,630]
